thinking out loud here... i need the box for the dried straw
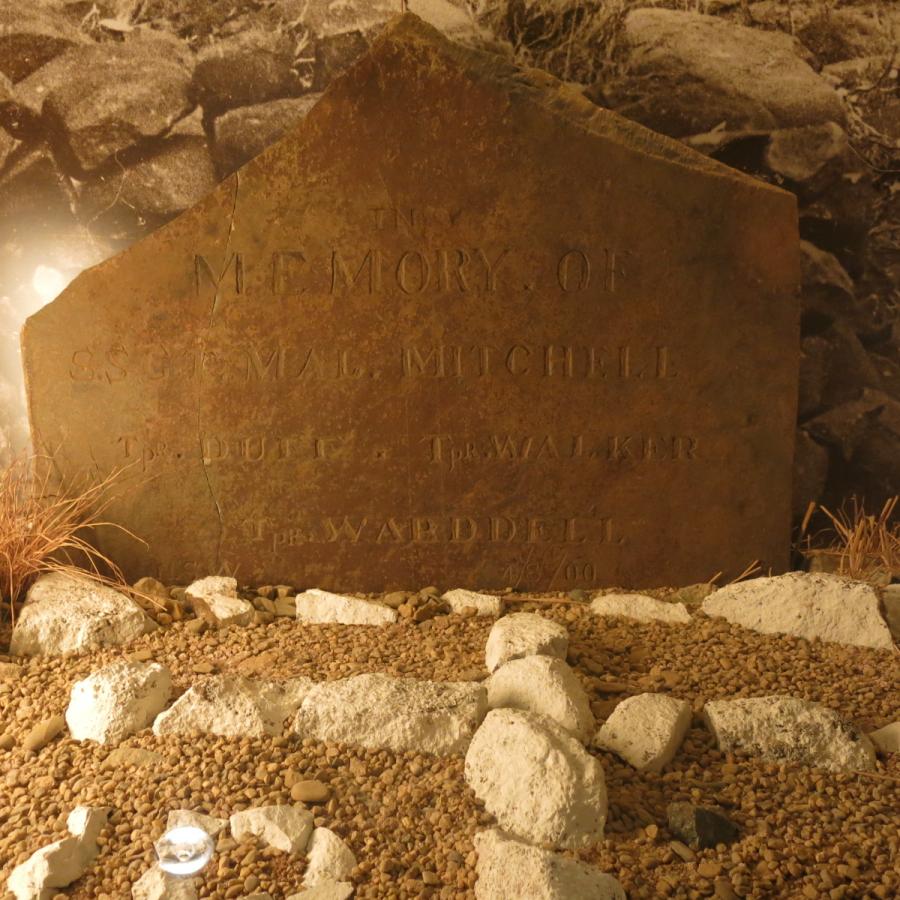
[0,454,153,624]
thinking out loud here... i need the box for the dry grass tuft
[801,496,900,584]
[0,454,153,624]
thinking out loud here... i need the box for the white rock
[464,709,607,849]
[10,572,154,657]
[8,806,108,900]
[286,883,353,900]
[593,693,691,772]
[295,589,397,625]
[185,575,253,626]
[590,592,691,624]
[703,695,877,772]
[302,828,357,887]
[487,655,594,741]
[153,675,314,737]
[701,572,894,650]
[195,593,254,626]
[868,722,900,754]
[132,865,197,900]
[7,837,88,900]
[230,805,314,854]
[442,589,503,617]
[474,828,626,900]
[66,805,109,847]
[185,575,237,598]
[166,809,228,837]
[66,660,172,745]
[880,584,900,641]
[484,613,569,673]
[294,673,486,755]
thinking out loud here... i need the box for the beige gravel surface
[1,590,898,899]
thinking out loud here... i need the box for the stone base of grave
[0,572,897,898]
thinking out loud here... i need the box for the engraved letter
[506,345,530,375]
[272,251,306,295]
[451,517,477,542]
[402,347,445,377]
[476,248,510,292]
[331,250,382,294]
[396,250,432,294]
[323,517,367,542]
[195,253,243,295]
[436,249,471,292]
[247,346,285,381]
[70,349,94,382]
[557,249,591,292]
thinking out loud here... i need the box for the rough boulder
[153,675,313,737]
[484,613,569,673]
[66,660,172,745]
[465,709,607,849]
[486,655,594,741]
[294,673,486,755]
[10,572,154,657]
[702,572,894,649]
[703,694,876,773]
[473,828,625,899]
[593,693,692,773]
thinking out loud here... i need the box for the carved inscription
[195,243,633,298]
[69,342,677,384]
[257,513,621,551]
[116,431,700,472]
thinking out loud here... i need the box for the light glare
[31,265,68,303]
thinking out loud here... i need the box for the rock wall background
[0,0,897,520]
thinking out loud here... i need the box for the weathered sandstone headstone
[22,14,799,591]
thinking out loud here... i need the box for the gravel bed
[1,596,898,899]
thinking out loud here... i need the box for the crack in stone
[198,173,240,572]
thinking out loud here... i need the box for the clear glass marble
[155,825,214,876]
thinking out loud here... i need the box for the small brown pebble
[192,661,215,674]
[670,840,696,862]
[698,860,722,878]
[131,649,154,662]
[0,733,15,750]
[713,879,739,899]
[382,591,408,608]
[23,715,66,753]
[291,779,330,803]
[422,870,440,885]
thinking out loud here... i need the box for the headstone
[22,15,799,591]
